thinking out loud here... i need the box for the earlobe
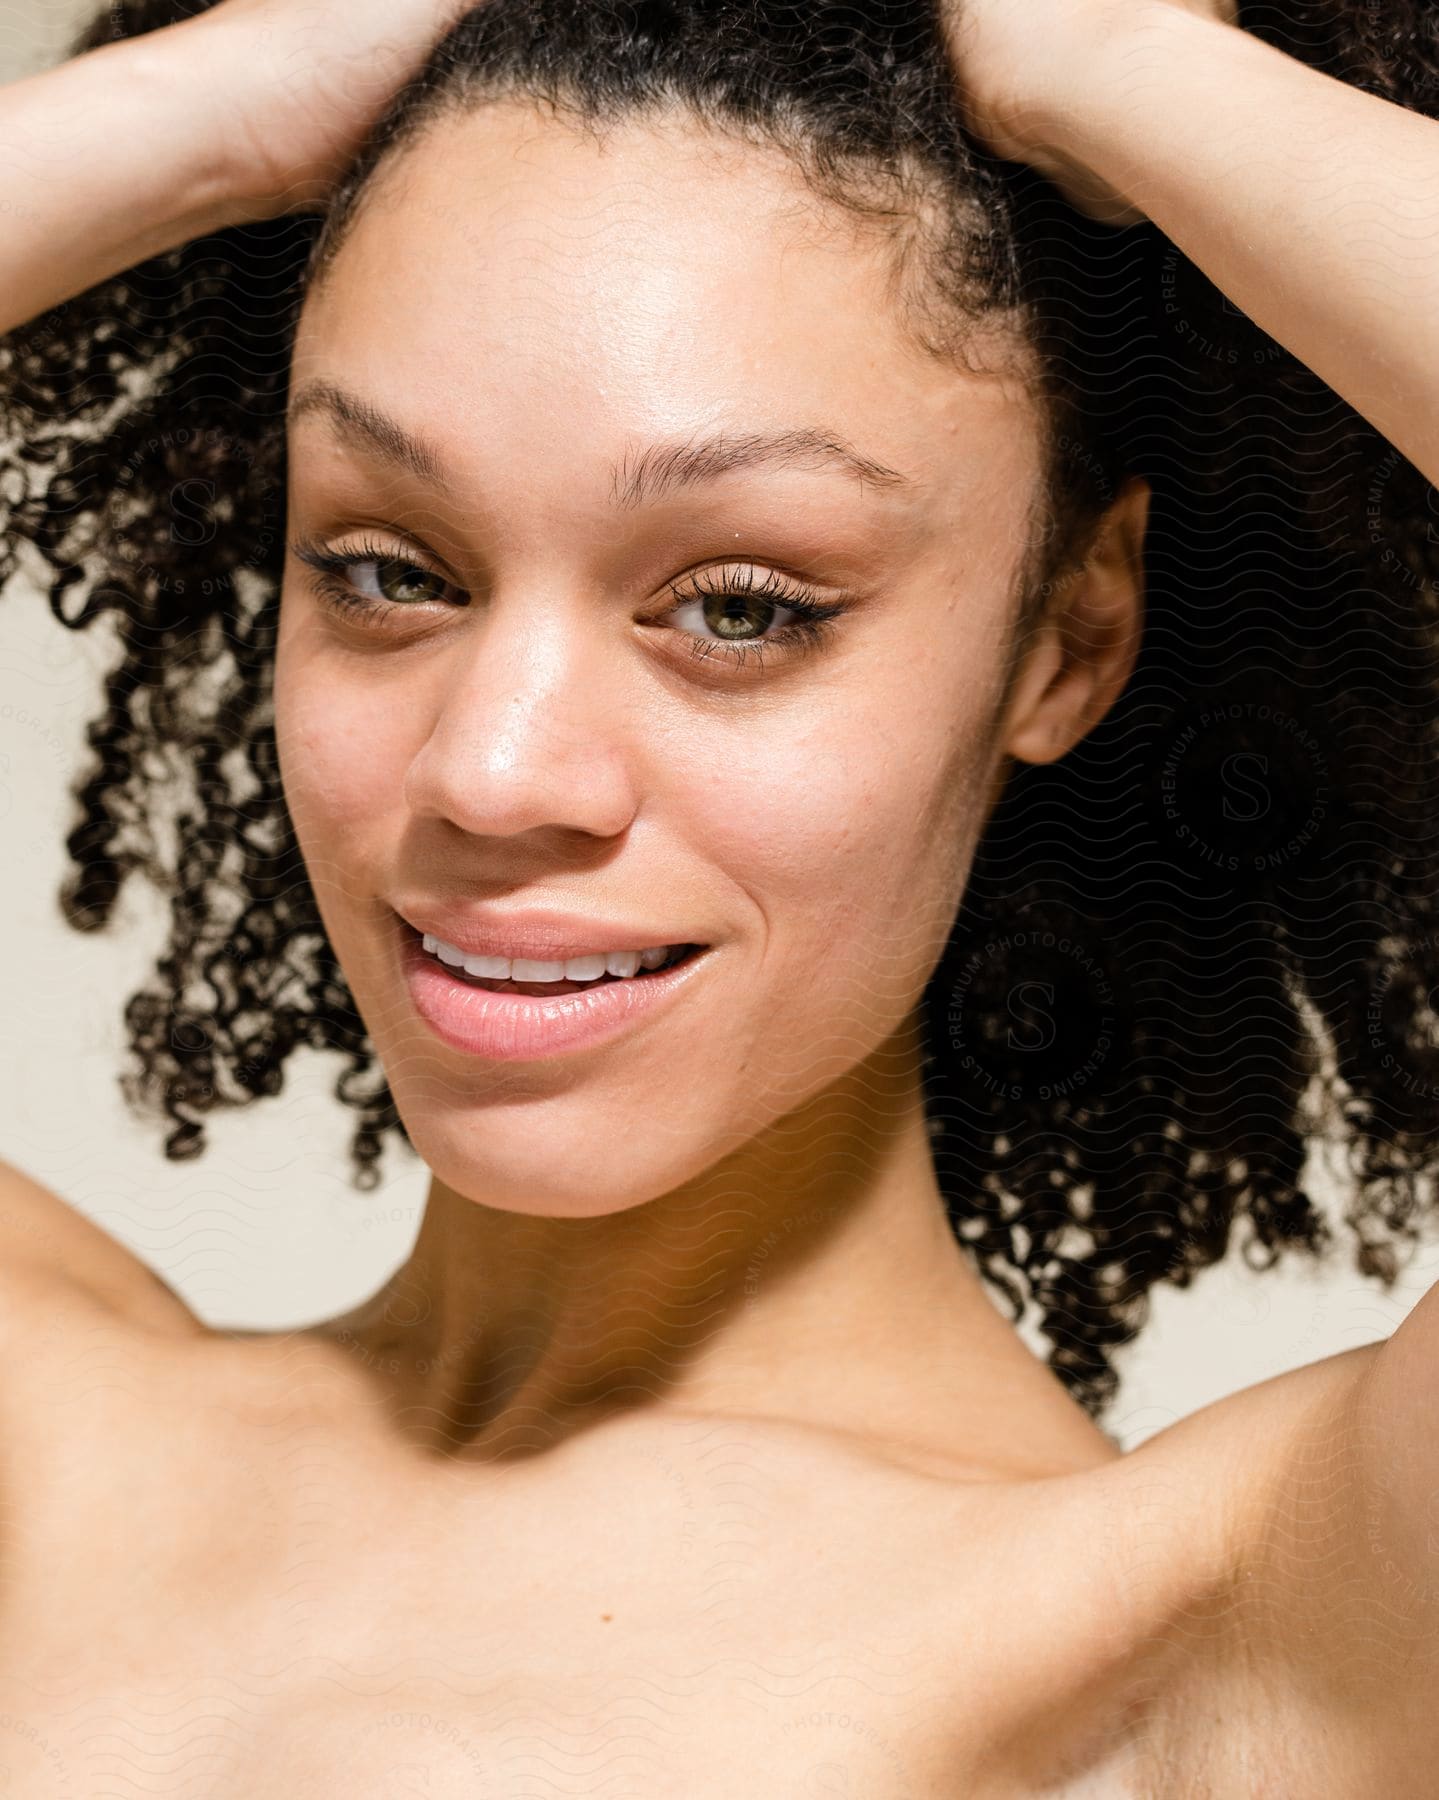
[1002,475,1149,767]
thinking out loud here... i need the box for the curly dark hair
[3,0,1438,1415]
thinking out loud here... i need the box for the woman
[1,0,1437,1789]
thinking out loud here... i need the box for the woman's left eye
[661,567,848,671]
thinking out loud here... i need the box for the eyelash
[289,534,848,672]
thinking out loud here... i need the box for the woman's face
[274,98,1083,1216]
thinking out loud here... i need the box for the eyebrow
[287,378,917,509]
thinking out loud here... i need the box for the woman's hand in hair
[174,0,473,218]
[942,0,1239,223]
[943,0,1439,485]
[0,0,465,332]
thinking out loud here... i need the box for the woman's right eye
[290,536,466,619]
[350,557,455,607]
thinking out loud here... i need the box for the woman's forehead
[308,103,908,359]
[294,104,1041,521]
[281,67,1051,573]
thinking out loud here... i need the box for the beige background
[0,0,93,75]
[2,0,1433,1451]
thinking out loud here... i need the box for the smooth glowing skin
[12,6,1439,1788]
[273,99,1145,1463]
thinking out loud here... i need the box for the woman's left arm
[947,1,1439,487]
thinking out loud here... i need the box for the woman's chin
[415,1142,688,1222]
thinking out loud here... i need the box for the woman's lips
[432,946,691,999]
[397,920,712,1061]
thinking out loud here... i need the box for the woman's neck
[310,1026,1117,1478]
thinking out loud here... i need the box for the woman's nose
[400,601,642,843]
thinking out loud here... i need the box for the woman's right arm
[0,1157,203,1337]
[0,31,251,337]
[0,0,470,339]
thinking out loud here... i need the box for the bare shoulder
[0,1155,205,1341]
[0,1163,384,1582]
[0,1157,378,1474]
[0,1158,395,1492]
[1100,1334,1415,1794]
[0,1159,416,1454]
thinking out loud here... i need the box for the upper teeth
[421,935,675,983]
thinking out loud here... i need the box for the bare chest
[0,1344,1190,1798]
[0,1504,1124,1792]
[2,1564,1148,1800]
[0,1650,981,1798]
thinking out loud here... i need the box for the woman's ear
[1001,475,1150,766]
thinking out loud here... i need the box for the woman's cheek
[691,699,967,997]
[277,632,385,813]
